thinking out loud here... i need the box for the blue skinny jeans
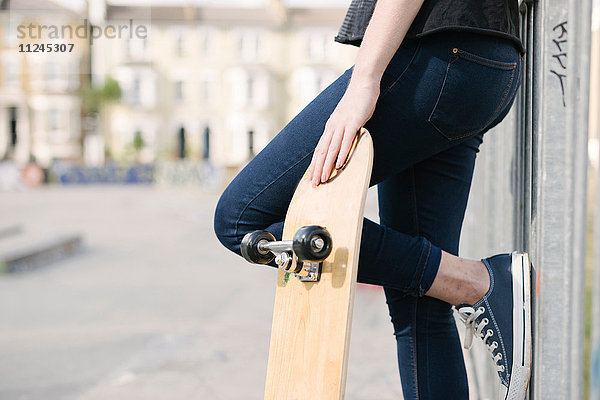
[214,31,521,399]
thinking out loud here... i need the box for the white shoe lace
[457,306,505,373]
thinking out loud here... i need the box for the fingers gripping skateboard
[240,226,332,282]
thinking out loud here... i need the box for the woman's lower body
[214,31,522,399]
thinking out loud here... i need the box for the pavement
[0,186,404,400]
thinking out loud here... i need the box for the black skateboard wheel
[292,226,332,262]
[241,230,276,264]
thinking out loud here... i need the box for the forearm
[351,0,424,83]
[309,0,424,183]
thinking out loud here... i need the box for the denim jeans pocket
[428,48,518,141]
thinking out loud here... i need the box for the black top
[335,0,525,54]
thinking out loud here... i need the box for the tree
[133,130,145,152]
[82,77,122,163]
[83,76,122,114]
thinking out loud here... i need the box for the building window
[175,32,185,57]
[247,76,254,104]
[228,68,266,108]
[125,36,147,58]
[144,74,157,108]
[247,129,254,158]
[175,80,184,103]
[45,61,58,83]
[69,59,79,89]
[200,79,211,105]
[9,107,17,148]
[200,31,212,57]
[239,31,261,61]
[244,72,268,108]
[131,76,141,105]
[47,108,59,131]
[202,126,210,160]
[4,59,20,86]
[44,58,70,90]
[70,107,80,140]
[4,18,17,45]
[178,126,186,159]
[124,37,131,57]
[308,32,333,62]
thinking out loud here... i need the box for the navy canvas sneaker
[456,252,532,399]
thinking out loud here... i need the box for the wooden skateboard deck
[264,128,374,400]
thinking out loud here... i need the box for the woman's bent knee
[213,189,242,254]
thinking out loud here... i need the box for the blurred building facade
[0,0,89,167]
[0,0,599,176]
[90,0,357,167]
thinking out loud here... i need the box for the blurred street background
[0,0,358,185]
[0,186,404,400]
[0,1,411,398]
[1,0,600,399]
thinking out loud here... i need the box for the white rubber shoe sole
[501,251,532,400]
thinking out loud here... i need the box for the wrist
[350,66,382,86]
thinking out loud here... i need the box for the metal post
[514,1,533,257]
[590,15,600,400]
[460,1,593,398]
[530,0,591,398]
[567,0,592,397]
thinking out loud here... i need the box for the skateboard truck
[240,226,332,282]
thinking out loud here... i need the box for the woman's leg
[215,31,521,293]
[378,134,483,399]
[214,38,449,294]
[214,31,525,398]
